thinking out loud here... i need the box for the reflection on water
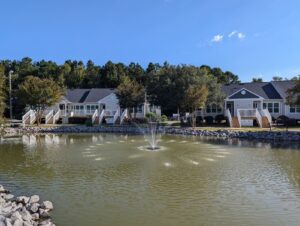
[1,134,300,226]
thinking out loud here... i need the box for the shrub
[215,114,226,124]
[204,116,214,124]
[85,118,93,127]
[145,112,159,122]
[160,115,168,122]
[276,115,289,125]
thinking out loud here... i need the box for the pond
[1,134,300,226]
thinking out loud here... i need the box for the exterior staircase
[231,117,240,128]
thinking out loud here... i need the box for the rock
[0,220,5,226]
[5,218,12,226]
[12,219,23,226]
[5,194,14,200]
[29,196,39,204]
[19,208,32,222]
[39,209,50,219]
[30,203,40,213]
[31,213,39,221]
[41,201,53,211]
[16,197,29,204]
[10,211,22,222]
[0,185,9,193]
[22,221,33,226]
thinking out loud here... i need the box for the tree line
[0,57,298,125]
[0,57,240,120]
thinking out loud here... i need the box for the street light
[9,70,13,120]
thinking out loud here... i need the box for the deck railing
[236,110,242,128]
[22,110,33,126]
[261,109,272,127]
[29,110,36,125]
[255,109,262,128]
[53,109,61,124]
[92,109,99,124]
[225,109,233,128]
[113,109,120,124]
[99,110,105,125]
[120,109,128,124]
[238,109,256,118]
[45,110,54,124]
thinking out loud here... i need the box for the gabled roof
[64,88,115,103]
[271,81,296,99]
[222,82,282,99]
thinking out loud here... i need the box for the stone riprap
[1,126,300,142]
[0,185,54,226]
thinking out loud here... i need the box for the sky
[1,0,300,82]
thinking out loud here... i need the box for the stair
[232,117,240,128]
[261,116,271,128]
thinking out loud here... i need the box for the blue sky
[1,0,300,81]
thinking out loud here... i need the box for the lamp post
[9,70,13,120]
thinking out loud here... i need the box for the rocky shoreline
[1,125,300,142]
[0,185,54,226]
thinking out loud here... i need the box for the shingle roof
[64,88,115,103]
[222,82,282,99]
[271,81,296,99]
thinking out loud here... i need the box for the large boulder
[42,201,53,211]
[29,195,39,204]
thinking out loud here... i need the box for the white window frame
[289,105,300,113]
[263,102,280,114]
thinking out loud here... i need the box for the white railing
[120,109,128,124]
[113,109,120,124]
[225,109,233,128]
[92,109,99,124]
[29,110,36,125]
[255,109,262,128]
[238,109,256,118]
[45,110,54,124]
[22,110,32,125]
[261,109,272,127]
[236,109,241,128]
[53,109,61,124]
[99,110,105,125]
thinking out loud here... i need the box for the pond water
[1,134,300,226]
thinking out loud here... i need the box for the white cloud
[237,32,246,39]
[211,34,223,42]
[228,30,246,40]
[228,30,238,38]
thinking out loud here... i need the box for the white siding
[98,93,120,113]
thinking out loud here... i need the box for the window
[206,104,222,113]
[263,102,280,114]
[290,105,300,113]
[136,105,143,113]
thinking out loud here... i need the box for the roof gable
[222,82,282,100]
[64,88,116,103]
[228,88,260,99]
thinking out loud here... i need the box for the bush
[215,114,226,124]
[85,118,93,127]
[145,112,159,122]
[276,115,289,125]
[204,116,214,124]
[160,115,168,122]
[123,117,148,124]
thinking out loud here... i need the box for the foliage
[215,114,226,124]
[160,115,168,122]
[204,116,214,124]
[0,66,6,123]
[1,58,240,118]
[286,77,300,105]
[18,76,64,125]
[116,77,145,118]
[184,84,208,127]
[252,78,263,83]
[145,112,159,122]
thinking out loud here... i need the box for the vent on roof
[79,91,90,103]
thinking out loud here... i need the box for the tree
[184,84,208,127]
[252,78,263,83]
[286,77,300,105]
[272,76,283,81]
[0,65,6,123]
[18,76,64,125]
[116,77,145,119]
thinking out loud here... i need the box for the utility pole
[9,70,13,120]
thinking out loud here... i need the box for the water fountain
[145,121,160,150]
